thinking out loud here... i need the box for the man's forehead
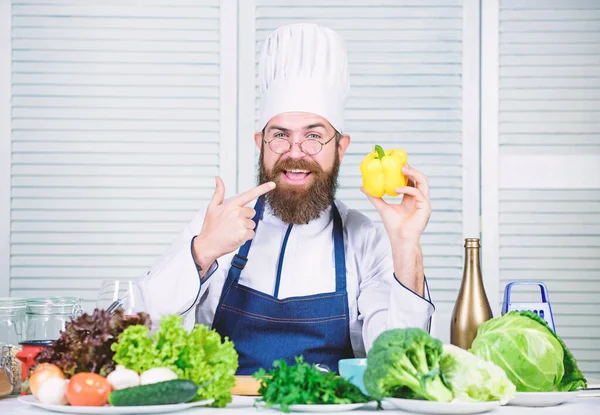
[265,112,332,131]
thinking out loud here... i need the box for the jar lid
[26,297,83,315]
[26,296,81,304]
[0,298,27,314]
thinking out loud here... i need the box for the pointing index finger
[231,182,276,206]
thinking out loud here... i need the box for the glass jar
[0,298,26,396]
[0,344,21,396]
[0,298,27,346]
[25,297,83,341]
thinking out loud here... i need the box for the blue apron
[211,196,354,375]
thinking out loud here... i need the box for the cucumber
[108,379,198,406]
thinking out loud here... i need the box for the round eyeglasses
[263,133,337,156]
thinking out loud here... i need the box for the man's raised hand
[192,177,276,273]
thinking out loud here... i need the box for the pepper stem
[374,145,386,159]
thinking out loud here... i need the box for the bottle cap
[464,238,480,248]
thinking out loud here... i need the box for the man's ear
[254,132,263,150]
[337,134,351,161]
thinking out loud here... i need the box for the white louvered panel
[499,0,600,377]
[9,0,223,308]
[499,0,600,150]
[253,0,464,316]
[499,190,600,375]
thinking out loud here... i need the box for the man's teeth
[287,169,309,173]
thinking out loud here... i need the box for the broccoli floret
[363,328,453,402]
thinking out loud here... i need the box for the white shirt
[135,198,435,357]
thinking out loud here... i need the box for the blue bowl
[338,358,368,396]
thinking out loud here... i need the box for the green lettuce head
[470,311,587,392]
[112,314,238,407]
[440,344,516,404]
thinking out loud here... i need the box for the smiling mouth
[282,169,312,184]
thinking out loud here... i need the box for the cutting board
[230,375,261,396]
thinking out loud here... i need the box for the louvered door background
[483,0,600,378]
[3,0,598,378]
[7,0,235,308]
[236,0,473,341]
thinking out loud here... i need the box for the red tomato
[66,373,112,406]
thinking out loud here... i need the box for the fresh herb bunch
[35,308,150,377]
[253,356,370,413]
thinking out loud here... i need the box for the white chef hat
[258,23,350,133]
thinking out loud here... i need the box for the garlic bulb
[106,365,140,390]
[140,367,178,385]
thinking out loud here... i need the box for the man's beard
[258,148,340,225]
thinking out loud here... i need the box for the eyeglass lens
[269,138,322,155]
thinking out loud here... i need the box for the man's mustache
[272,159,323,174]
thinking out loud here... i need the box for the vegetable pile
[470,311,587,392]
[362,311,587,405]
[111,314,238,407]
[35,309,150,377]
[253,356,369,412]
[26,309,239,409]
[27,362,201,408]
[363,327,516,404]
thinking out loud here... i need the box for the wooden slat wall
[9,0,224,308]
[499,0,600,377]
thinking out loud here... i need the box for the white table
[1,393,599,414]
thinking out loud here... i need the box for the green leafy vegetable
[253,356,370,413]
[439,344,516,404]
[111,314,238,408]
[363,328,453,402]
[35,309,150,377]
[470,311,587,392]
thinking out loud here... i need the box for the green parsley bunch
[253,356,370,413]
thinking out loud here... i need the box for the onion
[29,363,65,399]
[36,378,68,405]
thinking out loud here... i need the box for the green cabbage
[470,311,587,392]
[440,344,516,404]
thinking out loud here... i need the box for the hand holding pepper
[360,145,432,295]
[360,145,431,243]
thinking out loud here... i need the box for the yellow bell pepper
[360,145,408,198]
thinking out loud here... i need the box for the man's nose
[287,141,306,158]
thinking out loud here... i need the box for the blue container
[338,358,368,396]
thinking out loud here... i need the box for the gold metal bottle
[450,238,493,349]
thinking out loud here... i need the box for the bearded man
[136,23,435,375]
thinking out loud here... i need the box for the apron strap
[331,202,347,293]
[226,196,265,282]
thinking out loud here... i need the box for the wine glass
[96,279,139,315]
